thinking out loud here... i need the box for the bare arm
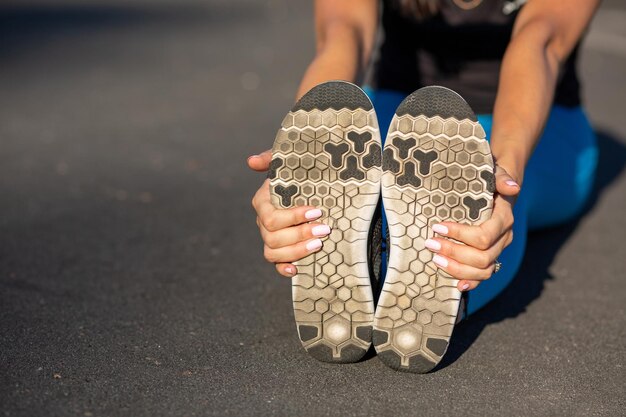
[248,0,377,172]
[427,0,600,291]
[491,0,601,183]
[296,0,378,98]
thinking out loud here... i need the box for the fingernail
[285,266,295,275]
[424,238,441,251]
[306,239,323,252]
[461,283,470,291]
[305,209,322,220]
[505,180,519,187]
[432,224,448,235]
[433,254,448,268]
[311,224,331,237]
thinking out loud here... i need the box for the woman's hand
[423,165,521,292]
[248,151,330,277]
[251,146,519,288]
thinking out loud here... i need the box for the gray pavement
[1,1,624,416]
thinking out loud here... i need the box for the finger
[260,221,331,249]
[431,254,495,281]
[457,279,481,292]
[494,165,521,197]
[254,181,322,231]
[257,205,324,232]
[432,217,505,251]
[252,179,271,209]
[247,149,272,172]
[276,263,297,277]
[424,236,502,270]
[263,238,324,264]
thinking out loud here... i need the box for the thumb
[494,164,521,197]
[247,149,272,172]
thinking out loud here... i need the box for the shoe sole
[374,86,495,372]
[269,81,382,363]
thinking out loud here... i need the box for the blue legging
[364,88,598,315]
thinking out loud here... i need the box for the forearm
[297,23,364,99]
[490,23,559,184]
[491,0,599,184]
[295,0,378,100]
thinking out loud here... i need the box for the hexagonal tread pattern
[374,87,494,373]
[269,81,382,363]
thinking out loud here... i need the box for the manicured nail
[505,180,519,187]
[432,224,448,235]
[461,283,470,291]
[311,224,331,237]
[306,239,323,252]
[305,209,322,220]
[285,266,295,275]
[433,254,448,268]
[424,238,441,251]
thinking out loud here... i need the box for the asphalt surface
[1,1,625,416]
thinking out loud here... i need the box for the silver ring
[494,260,502,274]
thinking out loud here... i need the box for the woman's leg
[467,106,598,314]
[523,106,598,230]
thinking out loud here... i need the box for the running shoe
[373,86,495,372]
[269,81,383,363]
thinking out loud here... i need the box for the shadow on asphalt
[436,129,626,370]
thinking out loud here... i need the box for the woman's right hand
[248,150,331,277]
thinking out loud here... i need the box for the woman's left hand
[423,165,521,292]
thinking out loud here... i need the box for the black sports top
[370,0,581,114]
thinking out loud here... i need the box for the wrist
[489,124,532,185]
[491,147,527,185]
[495,159,524,186]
